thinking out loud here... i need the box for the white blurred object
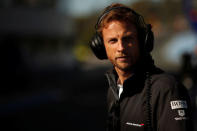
[163,31,197,66]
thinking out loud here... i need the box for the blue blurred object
[183,0,197,33]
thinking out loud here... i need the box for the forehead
[102,20,138,35]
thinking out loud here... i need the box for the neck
[115,67,134,85]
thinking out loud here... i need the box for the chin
[116,64,132,71]
[118,60,139,70]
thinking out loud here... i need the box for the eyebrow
[105,30,137,41]
[123,31,137,36]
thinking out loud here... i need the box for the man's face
[102,20,140,71]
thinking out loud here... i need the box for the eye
[123,36,134,43]
[108,38,117,44]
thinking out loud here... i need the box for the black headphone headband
[90,6,154,60]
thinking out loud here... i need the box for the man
[90,3,193,131]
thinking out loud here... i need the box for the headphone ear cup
[144,25,154,53]
[90,33,108,60]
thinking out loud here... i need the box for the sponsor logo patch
[126,122,144,127]
[174,117,188,120]
[178,110,185,117]
[170,100,187,110]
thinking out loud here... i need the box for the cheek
[128,44,140,58]
[133,46,140,59]
[105,47,112,58]
[104,45,116,60]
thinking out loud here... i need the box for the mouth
[116,56,130,61]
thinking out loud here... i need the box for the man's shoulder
[151,72,180,92]
[152,72,176,84]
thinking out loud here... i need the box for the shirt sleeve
[155,77,194,131]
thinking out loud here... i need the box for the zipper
[105,73,119,101]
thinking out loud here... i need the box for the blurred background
[0,0,197,130]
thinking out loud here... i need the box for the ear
[144,24,154,53]
[89,33,108,60]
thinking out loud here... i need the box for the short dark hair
[97,3,146,34]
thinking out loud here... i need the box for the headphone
[90,6,154,60]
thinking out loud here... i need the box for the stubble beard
[114,60,133,72]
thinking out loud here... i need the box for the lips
[116,56,130,61]
[116,55,129,58]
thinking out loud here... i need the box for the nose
[117,40,125,52]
